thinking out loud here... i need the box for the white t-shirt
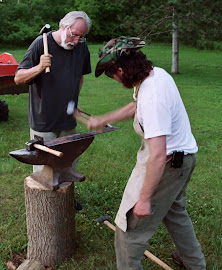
[134,67,198,155]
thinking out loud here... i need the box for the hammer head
[25,135,44,151]
[39,24,51,35]
[97,215,112,224]
[67,100,75,116]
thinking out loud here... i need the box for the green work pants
[115,154,206,270]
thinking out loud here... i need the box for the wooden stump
[17,260,45,270]
[24,176,76,266]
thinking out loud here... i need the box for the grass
[0,43,222,270]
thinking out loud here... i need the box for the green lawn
[0,43,221,270]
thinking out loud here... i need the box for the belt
[166,153,193,163]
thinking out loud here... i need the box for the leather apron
[115,113,150,232]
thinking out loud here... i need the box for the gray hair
[59,11,91,33]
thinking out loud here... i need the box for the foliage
[116,0,222,49]
[0,0,221,48]
[75,0,123,41]
[0,43,222,269]
[0,0,76,46]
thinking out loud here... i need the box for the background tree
[0,0,221,50]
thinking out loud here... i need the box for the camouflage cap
[95,36,145,77]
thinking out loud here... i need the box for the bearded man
[88,37,206,270]
[15,11,91,175]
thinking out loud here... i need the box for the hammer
[97,216,173,270]
[39,24,51,73]
[25,135,63,157]
[67,100,113,128]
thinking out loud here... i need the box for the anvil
[9,127,118,190]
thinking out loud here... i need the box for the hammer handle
[74,111,89,126]
[33,144,63,157]
[43,33,50,73]
[103,220,173,270]
[74,111,113,129]
[104,220,116,231]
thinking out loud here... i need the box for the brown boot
[172,250,184,266]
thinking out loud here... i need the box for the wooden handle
[104,220,116,231]
[43,33,50,73]
[144,250,173,270]
[74,111,89,126]
[33,144,63,157]
[103,220,173,270]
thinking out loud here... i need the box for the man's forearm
[87,101,136,131]
[133,136,167,219]
[14,65,43,85]
[14,54,52,85]
[79,76,84,93]
[139,155,166,202]
[101,102,136,124]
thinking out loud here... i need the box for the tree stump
[17,260,45,270]
[24,176,76,266]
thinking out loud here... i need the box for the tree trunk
[171,13,179,74]
[24,176,76,267]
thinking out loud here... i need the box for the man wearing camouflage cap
[88,37,206,270]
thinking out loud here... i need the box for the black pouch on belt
[171,151,184,168]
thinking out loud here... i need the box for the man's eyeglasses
[68,28,85,43]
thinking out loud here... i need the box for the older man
[15,11,91,175]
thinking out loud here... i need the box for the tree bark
[17,260,45,270]
[171,11,179,74]
[24,176,75,266]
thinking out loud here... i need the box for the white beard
[61,29,75,50]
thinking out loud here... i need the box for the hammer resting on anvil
[39,24,51,73]
[10,128,118,190]
[25,135,63,157]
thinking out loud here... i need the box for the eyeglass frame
[68,27,86,43]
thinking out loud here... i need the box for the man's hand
[14,54,53,85]
[133,199,152,219]
[39,54,52,72]
[87,116,106,131]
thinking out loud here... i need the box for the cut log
[7,253,24,269]
[17,259,45,270]
[24,176,76,266]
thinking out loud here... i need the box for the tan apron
[115,113,150,232]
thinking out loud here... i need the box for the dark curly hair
[106,51,153,89]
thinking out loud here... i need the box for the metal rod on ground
[97,216,173,270]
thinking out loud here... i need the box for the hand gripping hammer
[39,24,51,73]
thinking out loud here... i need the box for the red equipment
[0,52,28,95]
[0,52,28,121]
[0,52,18,76]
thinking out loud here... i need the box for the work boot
[172,250,184,267]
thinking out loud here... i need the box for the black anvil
[9,127,118,190]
